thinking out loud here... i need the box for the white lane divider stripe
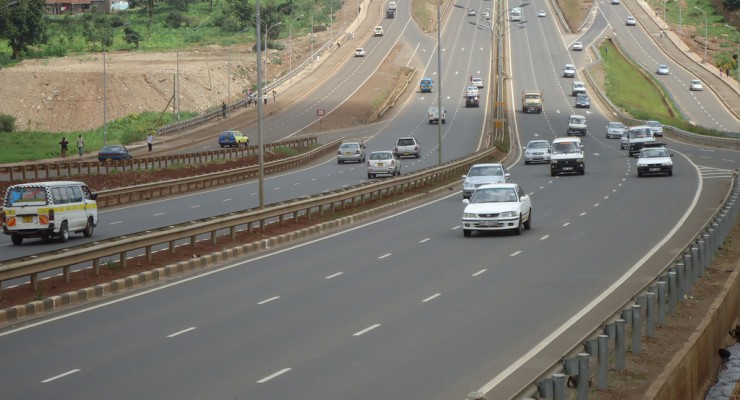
[472,269,487,276]
[258,296,280,305]
[257,368,292,383]
[167,327,196,338]
[353,324,381,336]
[510,251,522,257]
[419,238,430,243]
[378,254,391,259]
[41,369,80,383]
[326,272,343,279]
[540,235,549,240]
[422,293,441,302]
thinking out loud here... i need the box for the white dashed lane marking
[257,368,292,383]
[167,327,196,338]
[422,293,441,302]
[353,324,381,336]
[325,272,343,279]
[41,369,80,383]
[258,296,280,305]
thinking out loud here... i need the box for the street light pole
[256,0,265,208]
[725,24,739,89]
[436,0,442,165]
[263,21,283,88]
[694,7,707,63]
[101,22,130,146]
[289,14,304,82]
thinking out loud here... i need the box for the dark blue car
[218,130,249,147]
[97,145,132,162]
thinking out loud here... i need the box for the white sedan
[465,86,480,96]
[471,77,484,88]
[690,79,703,91]
[572,41,583,51]
[354,48,366,57]
[462,183,532,237]
[538,10,546,17]
[367,151,400,178]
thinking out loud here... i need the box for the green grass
[0,111,196,163]
[411,0,435,32]
[598,40,729,137]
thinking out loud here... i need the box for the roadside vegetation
[0,111,195,163]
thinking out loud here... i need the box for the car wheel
[463,229,472,237]
[11,234,23,246]
[58,221,69,243]
[523,210,532,230]
[220,144,225,148]
[580,168,585,175]
[83,217,94,237]
[368,173,373,179]
[668,170,673,176]
[338,160,343,164]
[551,171,556,177]
[514,217,524,235]
[524,160,530,165]
[396,169,401,176]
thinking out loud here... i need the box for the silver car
[367,151,400,178]
[462,163,511,199]
[337,141,366,164]
[524,140,551,164]
[656,64,669,75]
[646,120,664,137]
[393,137,420,159]
[606,121,626,139]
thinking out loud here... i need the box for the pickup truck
[521,90,543,113]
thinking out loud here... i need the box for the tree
[722,0,739,11]
[124,27,142,48]
[0,0,47,59]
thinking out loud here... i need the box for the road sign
[317,109,325,116]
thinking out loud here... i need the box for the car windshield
[471,188,518,203]
[552,142,580,154]
[631,130,650,138]
[647,121,660,127]
[528,142,549,149]
[101,145,123,152]
[469,166,503,177]
[641,149,669,158]
[340,143,359,150]
[570,117,585,124]
[397,139,415,146]
[609,122,624,129]
[370,152,393,160]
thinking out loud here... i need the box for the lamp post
[289,14,304,82]
[725,24,739,89]
[311,5,327,63]
[694,7,707,63]
[263,21,283,88]
[436,0,442,164]
[489,3,529,145]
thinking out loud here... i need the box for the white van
[2,181,98,245]
[510,7,522,21]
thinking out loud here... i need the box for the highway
[0,0,738,398]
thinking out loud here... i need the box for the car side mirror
[462,199,470,205]
[462,175,468,179]
[90,193,98,200]
[670,154,674,157]
[504,173,511,179]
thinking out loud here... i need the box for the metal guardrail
[0,147,496,296]
[94,137,341,208]
[583,38,740,151]
[0,137,317,182]
[513,173,740,399]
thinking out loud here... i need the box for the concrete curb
[0,183,456,327]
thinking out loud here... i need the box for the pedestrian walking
[272,90,277,102]
[147,133,153,152]
[263,93,268,105]
[59,137,69,158]
[222,101,227,117]
[76,135,85,157]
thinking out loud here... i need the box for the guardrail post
[577,353,590,400]
[169,240,176,254]
[119,252,127,269]
[719,211,729,242]
[631,304,642,354]
[538,377,553,398]
[210,231,217,245]
[621,308,632,329]
[31,272,38,291]
[668,270,677,313]
[699,236,709,276]
[564,356,579,375]
[146,245,153,262]
[93,258,100,275]
[604,322,615,342]
[646,292,655,337]
[585,338,597,355]
[657,281,667,323]
[63,265,70,283]
[708,226,717,263]
[675,262,685,299]
[552,373,566,400]
[683,251,694,287]
[615,319,626,371]
[597,334,609,389]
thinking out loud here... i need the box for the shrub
[0,114,16,132]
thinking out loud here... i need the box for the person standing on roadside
[272,89,277,103]
[76,135,85,157]
[59,137,69,158]
[147,133,154,152]
[263,93,268,105]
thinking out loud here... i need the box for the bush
[0,114,16,132]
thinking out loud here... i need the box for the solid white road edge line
[41,369,80,383]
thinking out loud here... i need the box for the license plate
[649,167,661,172]
[562,167,573,171]
[377,162,384,167]
[22,216,33,223]
[344,152,353,156]
[479,220,498,226]
[403,152,410,156]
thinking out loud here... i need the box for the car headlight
[551,160,558,164]
[499,211,517,217]
[463,213,478,219]
[463,182,475,190]
[663,162,673,166]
